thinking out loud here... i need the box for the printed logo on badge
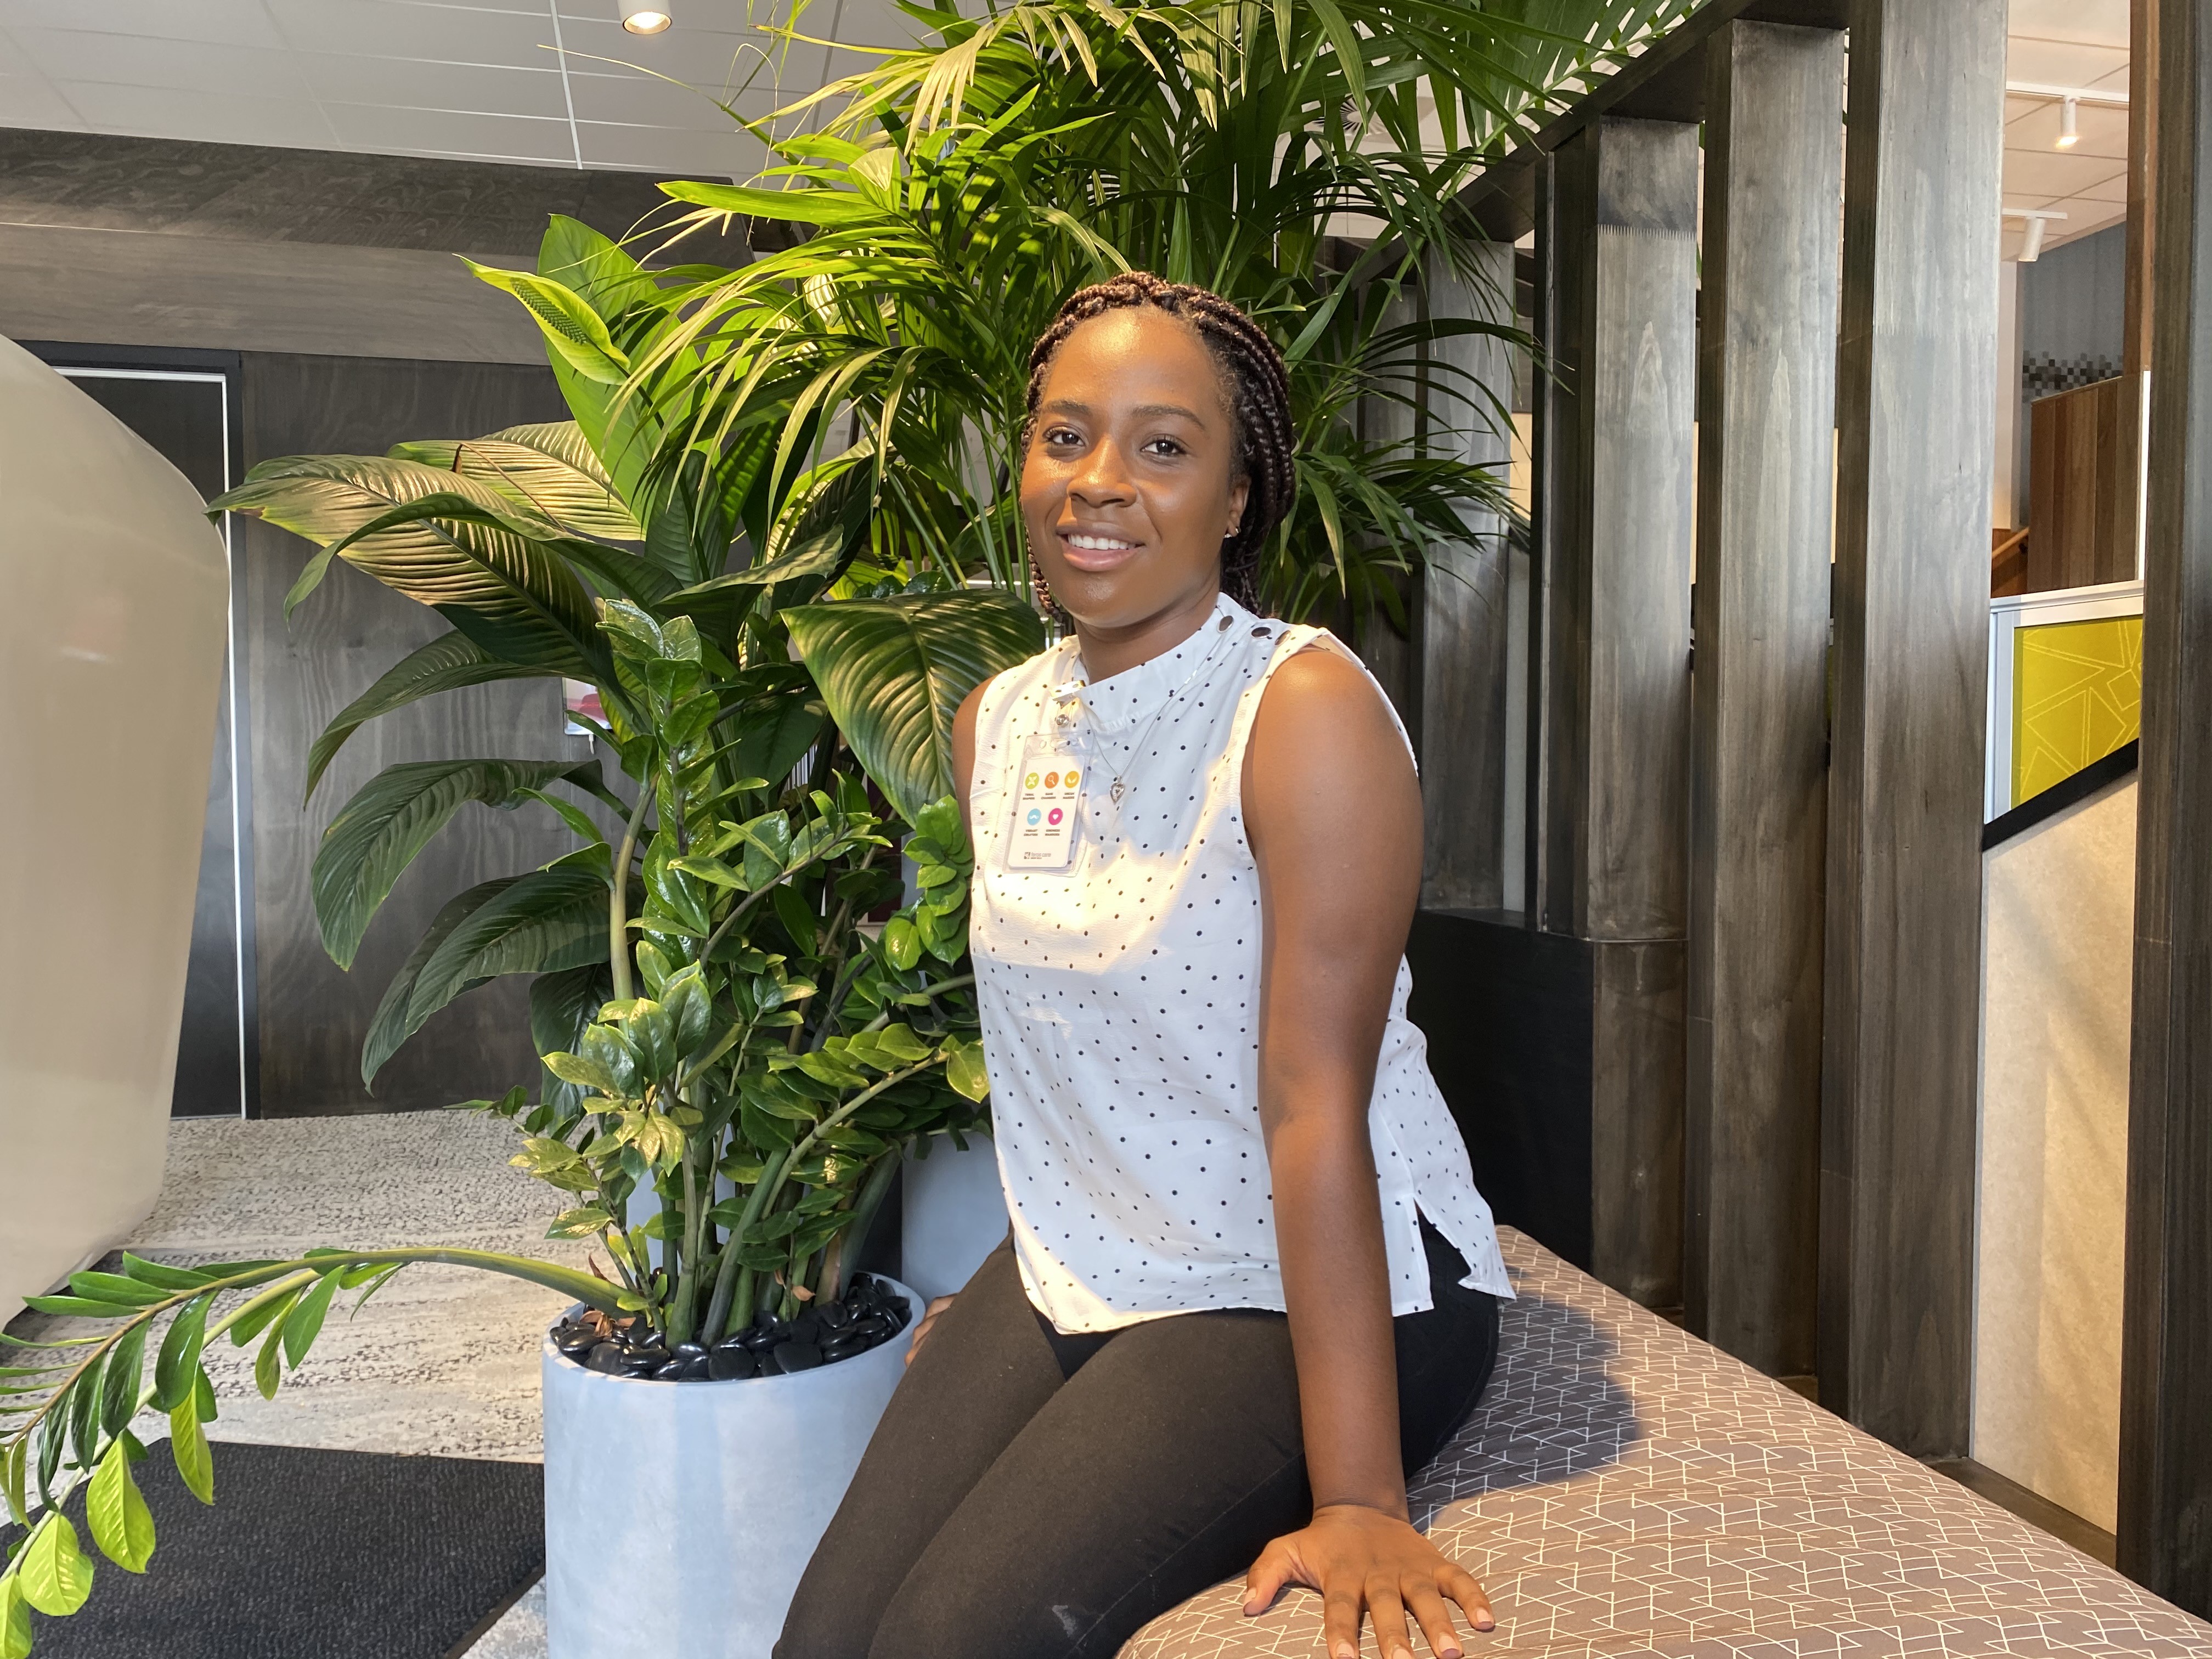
[1009,737,1084,871]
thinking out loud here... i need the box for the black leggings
[776,1223,1500,1659]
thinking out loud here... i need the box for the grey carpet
[0,1443,543,1659]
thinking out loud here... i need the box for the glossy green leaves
[785,594,1043,823]
[313,758,610,971]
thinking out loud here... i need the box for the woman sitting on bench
[778,273,1515,1659]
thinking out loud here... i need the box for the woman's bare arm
[1239,647,1492,1659]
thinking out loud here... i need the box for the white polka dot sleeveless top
[966,592,1513,1334]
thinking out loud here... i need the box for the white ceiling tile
[2003,97,2128,160]
[817,0,919,53]
[2006,36,2128,87]
[2006,0,2130,52]
[302,50,569,116]
[566,66,772,130]
[265,0,560,66]
[0,70,84,128]
[12,29,309,99]
[321,98,578,161]
[2004,146,2130,199]
[574,115,763,175]
[51,79,334,147]
[0,0,287,49]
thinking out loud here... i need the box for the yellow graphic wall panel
[2012,616,2143,807]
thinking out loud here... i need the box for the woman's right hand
[905,1295,957,1365]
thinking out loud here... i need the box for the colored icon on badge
[1047,808,1064,826]
[1044,771,1060,788]
[1062,769,1080,788]
[1025,771,1040,788]
[1026,808,1041,825]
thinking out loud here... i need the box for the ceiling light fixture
[2056,95,2080,149]
[623,8,673,31]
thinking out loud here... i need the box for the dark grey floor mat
[4,1442,543,1659]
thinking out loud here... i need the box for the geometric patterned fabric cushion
[1121,1229,2212,1657]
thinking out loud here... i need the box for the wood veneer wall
[239,353,591,1116]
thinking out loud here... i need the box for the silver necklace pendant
[1109,778,1126,804]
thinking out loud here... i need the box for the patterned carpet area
[1126,1236,2212,1658]
[126,1112,586,1463]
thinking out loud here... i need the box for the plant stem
[701,1146,789,1344]
[670,1142,703,1345]
[826,1151,902,1304]
[609,782,653,1003]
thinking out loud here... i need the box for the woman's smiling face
[1020,307,1250,634]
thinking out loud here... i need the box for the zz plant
[0,221,1034,1655]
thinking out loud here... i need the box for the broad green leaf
[363,878,514,1086]
[386,436,643,540]
[397,867,612,1045]
[467,261,632,383]
[254,1322,285,1401]
[211,456,602,670]
[3,1436,27,1528]
[18,1514,93,1617]
[86,1440,155,1573]
[538,216,658,321]
[98,1320,148,1438]
[169,1398,214,1504]
[1,1572,29,1659]
[117,1255,212,1293]
[785,594,1043,824]
[153,1295,211,1412]
[944,1035,990,1102]
[531,964,613,1116]
[315,758,606,969]
[881,916,922,972]
[66,1272,165,1309]
[306,632,555,803]
[281,1272,342,1368]
[547,1207,613,1239]
[21,1296,140,1319]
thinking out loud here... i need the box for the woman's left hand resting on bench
[1233,646,1497,1659]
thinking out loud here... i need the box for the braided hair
[1022,273,1296,613]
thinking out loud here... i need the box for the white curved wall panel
[0,337,229,1322]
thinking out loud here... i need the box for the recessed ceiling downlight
[623,9,673,31]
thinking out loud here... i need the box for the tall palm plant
[599,0,1703,624]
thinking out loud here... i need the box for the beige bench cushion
[1122,1229,2211,1658]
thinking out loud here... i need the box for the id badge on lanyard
[1005,684,1090,873]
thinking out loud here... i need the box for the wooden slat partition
[2119,0,2212,1614]
[1686,18,1844,1378]
[2028,376,2135,591]
[1539,116,1700,1309]
[1821,0,2006,1454]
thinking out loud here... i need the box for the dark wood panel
[0,128,723,257]
[1417,244,1517,911]
[1821,0,2005,1455]
[2027,377,2134,591]
[2117,0,2212,1615]
[1685,20,1843,1376]
[240,353,589,1116]
[1590,939,1685,1306]
[1405,911,1594,1269]
[1534,115,1697,1310]
[0,225,551,365]
[1540,117,1698,944]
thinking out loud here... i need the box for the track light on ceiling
[2056,96,2080,148]
[623,8,673,31]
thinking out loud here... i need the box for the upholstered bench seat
[1124,1229,2211,1658]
